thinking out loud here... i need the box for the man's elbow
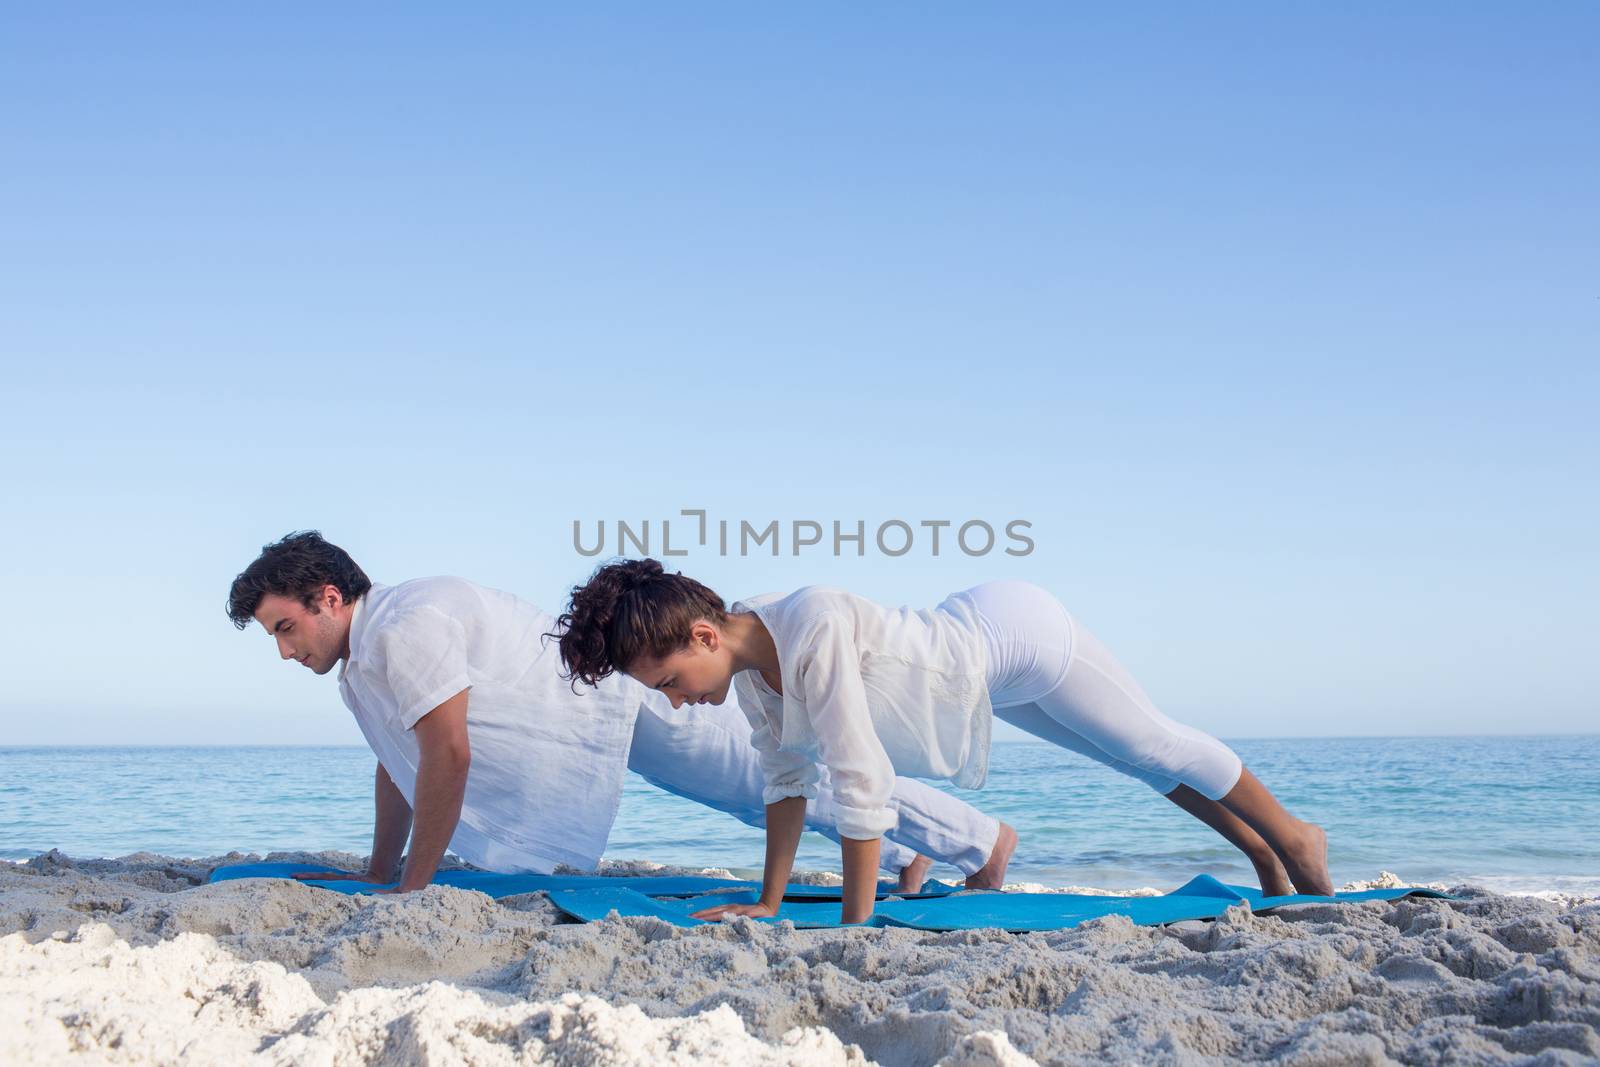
[422,737,472,776]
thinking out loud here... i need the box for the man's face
[254,587,352,676]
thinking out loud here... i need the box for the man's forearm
[395,748,469,890]
[368,762,413,880]
[759,795,807,911]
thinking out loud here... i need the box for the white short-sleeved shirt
[337,577,642,872]
[730,586,992,841]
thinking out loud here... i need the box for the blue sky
[1,4,1594,744]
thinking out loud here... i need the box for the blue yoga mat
[546,874,1458,931]
[207,862,960,901]
[209,863,1453,932]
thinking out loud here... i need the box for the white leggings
[955,580,1243,801]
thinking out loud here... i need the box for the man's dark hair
[226,530,373,629]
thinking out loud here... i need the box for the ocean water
[3,736,1596,896]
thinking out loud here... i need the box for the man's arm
[368,762,413,880]
[291,760,415,884]
[385,687,471,893]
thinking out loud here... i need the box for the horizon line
[3,732,1597,749]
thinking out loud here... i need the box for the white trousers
[959,580,1244,801]
[628,694,1000,874]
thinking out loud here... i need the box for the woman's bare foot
[896,854,933,893]
[965,821,1017,890]
[1277,821,1332,896]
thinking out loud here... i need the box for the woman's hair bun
[546,558,727,689]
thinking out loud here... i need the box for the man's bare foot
[1278,822,1333,896]
[1251,853,1294,897]
[964,821,1017,890]
[896,854,933,893]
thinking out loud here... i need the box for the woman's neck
[723,611,781,678]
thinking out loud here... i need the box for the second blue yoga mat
[546,874,1457,931]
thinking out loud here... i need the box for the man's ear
[321,583,346,611]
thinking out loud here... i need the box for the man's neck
[336,594,366,670]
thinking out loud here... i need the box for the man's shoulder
[356,577,509,654]
[384,575,488,605]
[372,575,528,621]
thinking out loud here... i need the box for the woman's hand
[289,869,389,883]
[690,901,778,921]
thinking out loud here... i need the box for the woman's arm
[690,672,822,921]
[697,613,899,923]
[758,796,807,910]
[840,836,882,923]
[691,795,807,920]
[797,613,900,921]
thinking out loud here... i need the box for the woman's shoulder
[768,585,880,625]
[731,585,845,616]
[729,587,866,648]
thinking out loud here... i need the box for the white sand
[3,850,1597,1066]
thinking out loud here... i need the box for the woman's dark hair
[549,558,728,688]
[226,530,373,629]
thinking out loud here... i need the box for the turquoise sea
[4,736,1596,896]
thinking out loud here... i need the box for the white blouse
[730,586,992,840]
[338,577,642,872]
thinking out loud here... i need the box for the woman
[551,559,1331,924]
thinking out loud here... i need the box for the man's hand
[287,869,421,893]
[690,901,778,921]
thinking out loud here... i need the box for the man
[227,531,1017,893]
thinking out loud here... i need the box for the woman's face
[628,622,735,709]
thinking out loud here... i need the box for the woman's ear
[691,619,720,652]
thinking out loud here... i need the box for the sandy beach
[2,850,1596,1066]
